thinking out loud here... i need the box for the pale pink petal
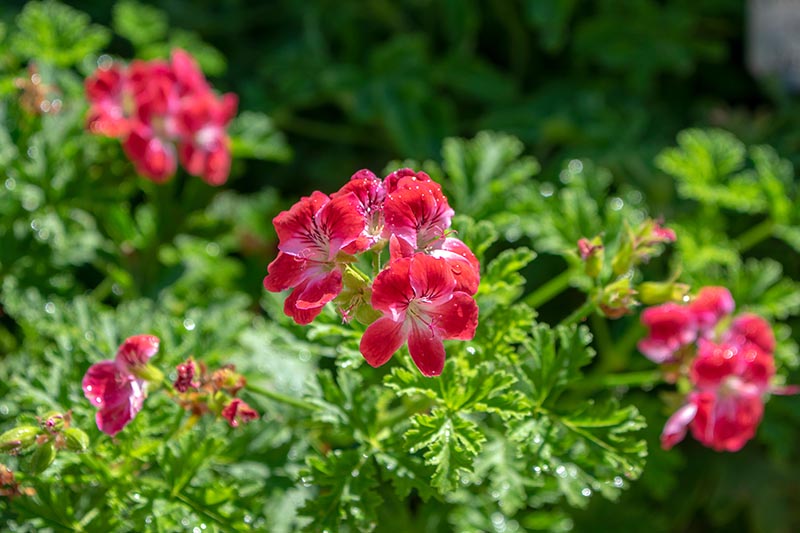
[660,402,697,450]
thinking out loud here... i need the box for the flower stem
[246,383,319,412]
[524,269,572,309]
[735,218,774,253]
[573,369,663,390]
[561,298,596,327]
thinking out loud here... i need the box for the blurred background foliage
[1,0,800,532]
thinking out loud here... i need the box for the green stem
[561,298,596,327]
[524,269,572,309]
[735,218,775,253]
[246,383,319,412]
[590,313,618,371]
[573,369,663,390]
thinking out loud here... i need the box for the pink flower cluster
[638,287,796,451]
[82,335,160,436]
[82,338,260,436]
[85,49,237,185]
[263,168,480,377]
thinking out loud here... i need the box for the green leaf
[11,0,110,67]
[404,407,485,493]
[477,247,536,312]
[112,0,168,48]
[299,449,382,533]
[229,111,292,162]
[517,324,595,408]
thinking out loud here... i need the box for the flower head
[85,49,237,185]
[264,191,365,324]
[82,335,160,436]
[359,254,478,376]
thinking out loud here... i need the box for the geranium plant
[1,2,799,533]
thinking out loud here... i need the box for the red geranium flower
[263,191,365,324]
[82,335,160,436]
[359,254,479,376]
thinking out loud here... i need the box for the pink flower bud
[221,399,259,428]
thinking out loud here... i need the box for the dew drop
[183,318,196,331]
[610,197,624,211]
[539,183,555,197]
[44,302,55,314]
[85,385,93,392]
[205,242,220,256]
[613,476,624,488]
[568,159,583,174]
[0,405,8,415]
[4,178,15,190]
[193,527,201,533]
[97,55,113,69]
[351,469,359,477]
[555,465,567,477]
[581,487,592,497]
[466,346,476,355]
[243,515,253,524]
[27,146,37,158]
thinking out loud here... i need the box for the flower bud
[599,278,637,319]
[638,281,690,305]
[577,237,604,278]
[611,228,635,276]
[0,426,40,454]
[28,441,56,474]
[40,411,65,432]
[63,428,90,453]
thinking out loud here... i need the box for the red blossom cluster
[638,287,796,451]
[263,168,480,377]
[85,49,237,185]
[171,358,260,428]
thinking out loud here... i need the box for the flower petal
[431,238,480,295]
[408,325,446,377]
[360,317,408,368]
[660,402,697,450]
[428,292,479,341]
[371,257,414,317]
[263,252,309,292]
[295,269,342,309]
[409,254,455,303]
[115,335,160,368]
[273,192,330,256]
[284,282,325,325]
[315,192,366,259]
[82,360,122,407]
